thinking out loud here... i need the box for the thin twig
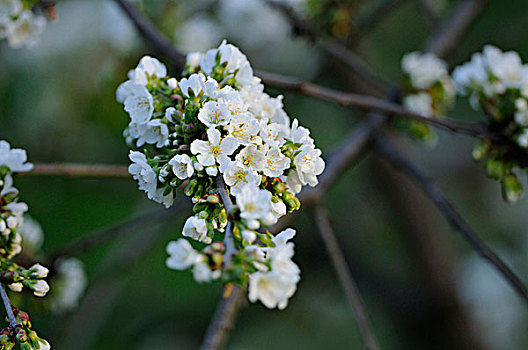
[425,0,490,58]
[200,285,247,350]
[0,284,18,328]
[262,0,396,93]
[374,136,528,307]
[113,0,186,68]
[20,163,130,178]
[313,204,379,350]
[256,70,486,137]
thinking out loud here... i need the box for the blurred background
[1,0,528,349]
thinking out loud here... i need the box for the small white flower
[263,146,290,177]
[0,0,22,23]
[0,220,5,232]
[402,51,448,90]
[166,239,201,270]
[248,270,297,309]
[193,261,221,283]
[179,73,206,98]
[223,161,260,195]
[517,129,528,148]
[241,229,257,243]
[128,151,157,198]
[50,258,87,312]
[235,184,272,222]
[198,101,232,128]
[403,92,435,117]
[227,114,261,146]
[123,84,154,123]
[131,56,167,86]
[8,283,22,292]
[182,216,211,244]
[190,128,238,173]
[18,216,44,253]
[31,279,50,297]
[235,145,265,171]
[5,11,46,49]
[169,154,194,180]
[294,144,325,187]
[6,216,17,229]
[37,339,51,350]
[0,140,33,173]
[186,52,203,69]
[290,119,312,145]
[29,263,49,278]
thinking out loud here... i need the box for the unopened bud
[502,174,523,204]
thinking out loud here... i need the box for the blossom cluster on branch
[0,0,52,49]
[0,141,49,350]
[398,52,455,143]
[117,41,325,309]
[452,45,528,203]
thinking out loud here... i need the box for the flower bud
[29,264,49,279]
[184,179,198,197]
[206,194,220,204]
[15,329,27,343]
[472,141,489,161]
[502,174,523,204]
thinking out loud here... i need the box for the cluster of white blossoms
[453,45,528,203]
[0,140,50,350]
[118,41,325,309]
[398,52,455,143]
[401,52,455,117]
[0,0,47,49]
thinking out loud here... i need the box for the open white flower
[169,154,194,180]
[0,0,22,23]
[132,56,167,86]
[179,73,206,98]
[248,270,297,309]
[235,145,265,171]
[294,144,325,187]
[263,146,290,177]
[402,52,448,90]
[227,114,261,146]
[182,216,211,244]
[128,151,157,198]
[235,184,272,222]
[198,101,232,127]
[5,10,46,49]
[223,161,260,195]
[193,261,221,283]
[123,84,154,123]
[31,280,50,297]
[166,239,201,270]
[190,128,238,173]
[0,140,33,172]
[29,263,49,278]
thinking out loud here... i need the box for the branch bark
[0,284,18,328]
[313,204,379,350]
[374,136,528,307]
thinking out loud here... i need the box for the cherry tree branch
[424,0,490,58]
[313,204,379,350]
[374,136,528,307]
[21,163,129,178]
[113,0,186,67]
[199,285,247,350]
[0,284,18,328]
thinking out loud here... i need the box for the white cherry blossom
[169,154,194,180]
[0,140,33,172]
[166,239,201,270]
[190,128,238,173]
[182,216,211,244]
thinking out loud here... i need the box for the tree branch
[424,0,490,59]
[113,0,186,68]
[21,163,130,178]
[313,204,379,350]
[199,285,247,350]
[0,284,18,328]
[374,136,528,307]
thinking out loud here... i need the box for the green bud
[184,179,198,197]
[272,181,287,193]
[15,329,27,343]
[162,186,173,196]
[485,158,506,180]
[195,184,205,198]
[502,174,523,204]
[197,210,209,220]
[232,225,242,241]
[256,232,273,246]
[193,203,209,214]
[282,191,298,212]
[472,141,490,161]
[206,194,220,204]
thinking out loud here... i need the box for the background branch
[374,136,528,307]
[20,163,129,178]
[313,204,379,350]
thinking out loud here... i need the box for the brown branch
[424,0,490,59]
[313,204,379,350]
[20,163,130,178]
[257,70,487,137]
[113,0,186,68]
[200,285,247,350]
[0,284,18,328]
[262,0,396,93]
[374,136,528,308]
